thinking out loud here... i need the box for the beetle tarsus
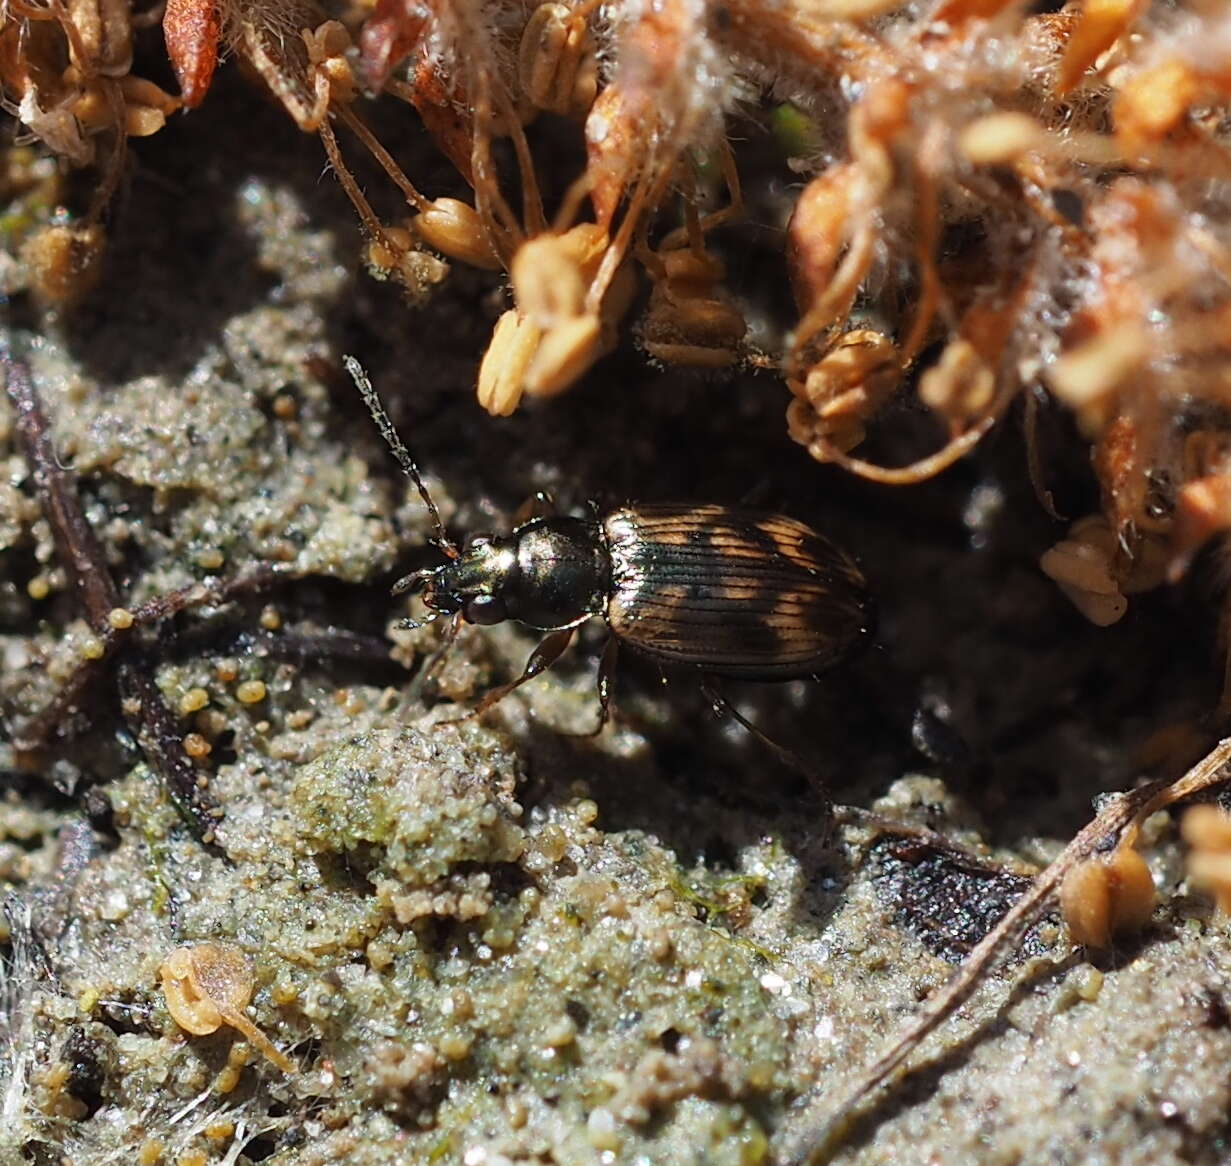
[581,636,619,737]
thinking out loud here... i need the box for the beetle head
[394,535,518,627]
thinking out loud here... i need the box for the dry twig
[784,736,1231,1164]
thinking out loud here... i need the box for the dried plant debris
[7,2,1231,1163]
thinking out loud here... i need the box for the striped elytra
[400,501,872,688]
[603,505,872,678]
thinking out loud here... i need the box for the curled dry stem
[2,341,236,844]
[316,111,395,254]
[653,139,745,256]
[585,157,672,319]
[898,119,945,368]
[333,101,431,214]
[808,415,997,486]
[429,0,543,259]
[785,735,1231,1165]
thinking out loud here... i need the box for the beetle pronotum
[346,357,873,732]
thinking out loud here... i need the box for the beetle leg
[410,612,462,699]
[442,627,575,723]
[699,679,832,819]
[512,490,556,526]
[579,635,618,736]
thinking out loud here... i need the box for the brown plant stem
[4,341,220,843]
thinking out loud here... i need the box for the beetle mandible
[346,357,873,731]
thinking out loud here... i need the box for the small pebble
[183,733,212,759]
[1074,964,1105,1002]
[236,680,267,705]
[438,1033,472,1061]
[587,1107,620,1152]
[179,687,210,715]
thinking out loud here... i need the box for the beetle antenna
[344,356,458,558]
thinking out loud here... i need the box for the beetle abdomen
[603,505,872,678]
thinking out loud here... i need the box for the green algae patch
[260,781,801,1165]
[289,728,526,882]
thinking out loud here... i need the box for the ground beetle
[347,358,873,731]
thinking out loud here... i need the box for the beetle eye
[464,594,507,625]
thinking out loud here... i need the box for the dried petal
[163,0,219,109]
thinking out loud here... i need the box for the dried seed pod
[511,224,607,329]
[20,222,106,308]
[299,21,358,132]
[517,2,597,119]
[1172,474,1231,576]
[1049,330,1148,436]
[639,247,745,368]
[958,112,1046,166]
[477,309,541,416]
[0,18,94,166]
[413,199,501,270]
[117,77,180,136]
[476,223,634,409]
[1114,57,1199,148]
[1041,512,1169,625]
[786,80,912,380]
[1039,515,1128,627]
[525,314,602,397]
[1,0,179,211]
[365,225,449,305]
[1182,805,1231,914]
[1059,845,1156,949]
[786,330,901,458]
[159,943,296,1074]
[918,338,995,427]
[65,0,133,77]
